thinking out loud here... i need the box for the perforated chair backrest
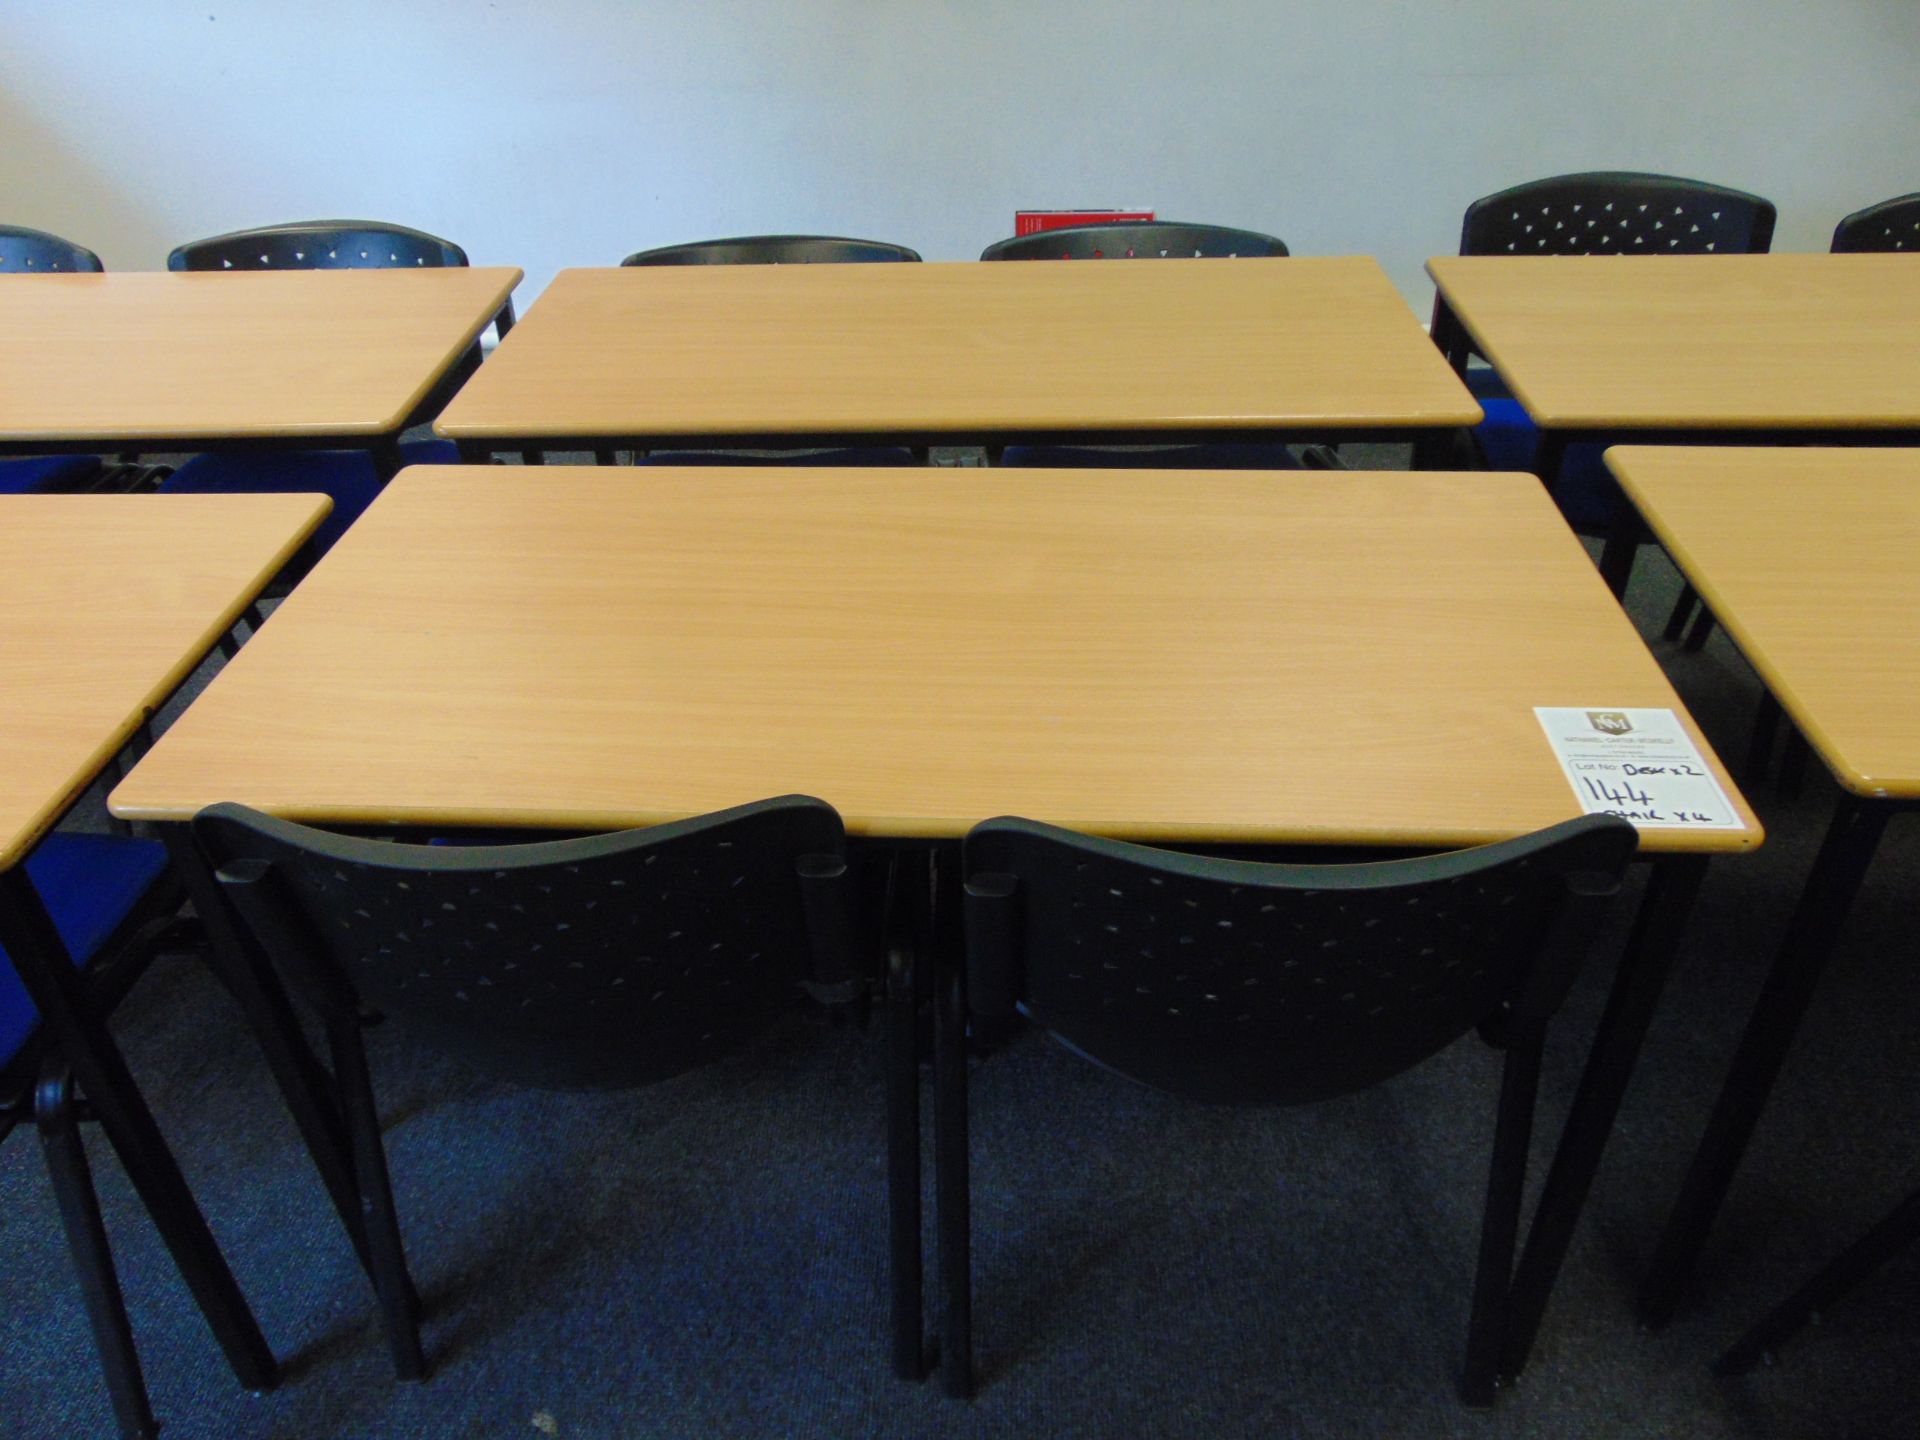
[167,221,469,271]
[0,226,103,273]
[1459,172,1776,257]
[194,797,853,1091]
[1831,193,1920,253]
[964,815,1635,1106]
[622,235,921,266]
[981,222,1288,261]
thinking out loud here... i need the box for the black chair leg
[1778,728,1812,798]
[326,1019,426,1380]
[1714,1185,1920,1376]
[1596,530,1637,601]
[1682,601,1717,652]
[1461,1031,1543,1406]
[886,934,925,1380]
[1662,583,1699,642]
[36,1060,161,1440]
[1744,691,1783,785]
[933,918,972,1399]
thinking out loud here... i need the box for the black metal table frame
[1637,791,1917,1328]
[453,424,1470,471]
[0,612,283,1428]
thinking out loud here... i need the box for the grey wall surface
[4,3,1915,307]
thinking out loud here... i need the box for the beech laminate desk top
[1609,446,1920,799]
[1,493,330,870]
[112,466,1754,853]
[1426,254,1920,431]
[433,258,1481,444]
[0,268,521,444]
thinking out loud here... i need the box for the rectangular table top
[433,258,1481,444]
[1,493,331,871]
[1609,445,1920,799]
[110,466,1755,854]
[1426,254,1920,432]
[0,268,521,444]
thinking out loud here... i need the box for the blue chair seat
[641,447,917,466]
[0,456,106,495]
[0,834,169,1070]
[159,439,457,555]
[1001,440,1299,470]
[1466,369,1622,534]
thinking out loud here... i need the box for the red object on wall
[1014,210,1155,237]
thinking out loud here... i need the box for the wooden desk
[2,495,328,865]
[1426,255,1920,436]
[0,492,330,1406]
[110,466,1751,850]
[432,258,1480,457]
[1611,447,1920,799]
[1607,447,1920,1326]
[109,465,1754,1386]
[0,268,520,463]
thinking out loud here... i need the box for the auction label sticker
[1535,707,1745,830]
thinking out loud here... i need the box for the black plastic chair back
[981,222,1288,261]
[964,815,1634,1106]
[1831,193,1920,253]
[623,235,921,266]
[194,797,853,1091]
[0,226,103,273]
[1460,172,1776,256]
[168,221,469,271]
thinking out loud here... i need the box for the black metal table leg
[158,828,379,1285]
[1597,520,1639,601]
[369,438,405,483]
[1429,297,1471,374]
[1743,691,1783,784]
[1713,1182,1920,1375]
[1534,433,1571,503]
[1662,583,1701,643]
[0,869,277,1393]
[885,850,927,1381]
[1500,851,1709,1380]
[37,1059,160,1440]
[1637,798,1890,1327]
[930,842,973,1399]
[1410,427,1462,471]
[1682,601,1717,653]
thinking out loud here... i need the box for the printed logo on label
[1586,711,1634,736]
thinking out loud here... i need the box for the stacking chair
[1,832,188,1439]
[1439,173,1776,602]
[156,221,512,559]
[623,235,922,467]
[0,227,116,497]
[978,222,1297,470]
[192,796,920,1378]
[939,813,1637,1404]
[980,222,1287,262]
[1665,191,1920,661]
[623,235,921,266]
[1830,192,1920,252]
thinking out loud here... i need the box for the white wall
[4,2,1916,311]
